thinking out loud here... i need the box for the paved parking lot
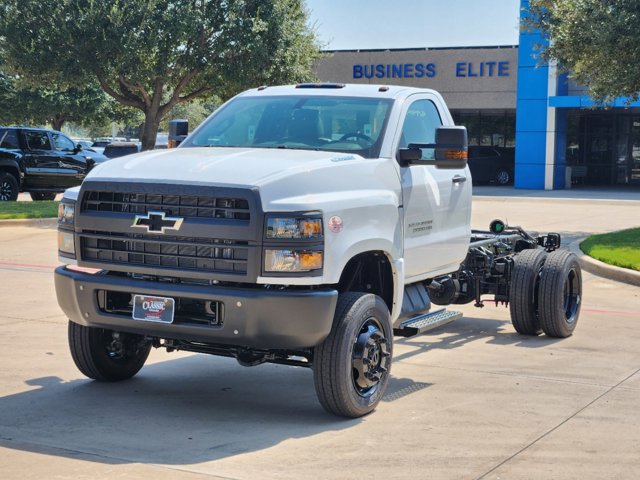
[0,190,639,479]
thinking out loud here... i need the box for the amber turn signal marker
[445,150,468,160]
[299,252,323,270]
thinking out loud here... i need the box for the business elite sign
[353,61,510,79]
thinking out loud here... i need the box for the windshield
[182,95,393,159]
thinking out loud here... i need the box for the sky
[305,0,522,50]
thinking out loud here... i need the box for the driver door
[50,132,90,188]
[22,130,59,189]
[397,95,472,281]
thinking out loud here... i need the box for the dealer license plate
[132,295,175,324]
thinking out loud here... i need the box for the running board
[394,309,463,337]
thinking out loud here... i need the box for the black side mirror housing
[398,126,468,169]
[74,143,83,153]
[434,126,468,168]
[168,119,189,148]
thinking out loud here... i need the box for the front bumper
[55,266,338,349]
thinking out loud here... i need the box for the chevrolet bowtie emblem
[132,211,184,233]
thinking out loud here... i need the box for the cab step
[394,308,463,337]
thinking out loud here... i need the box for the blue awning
[549,95,640,108]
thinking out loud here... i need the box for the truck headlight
[264,249,323,272]
[58,202,75,225]
[58,231,75,255]
[266,216,323,239]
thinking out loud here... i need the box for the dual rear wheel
[509,249,582,338]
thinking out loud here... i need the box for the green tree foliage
[0,75,124,131]
[527,0,640,102]
[159,97,222,132]
[0,0,321,149]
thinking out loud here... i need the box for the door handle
[452,175,467,184]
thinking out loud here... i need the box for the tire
[538,251,582,338]
[68,320,151,381]
[30,192,57,201]
[313,292,392,418]
[509,249,547,335]
[495,169,511,185]
[0,172,19,201]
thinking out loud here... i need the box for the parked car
[91,137,126,155]
[0,127,108,201]
[467,146,514,185]
[103,142,141,159]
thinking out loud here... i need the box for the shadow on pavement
[394,315,562,364]
[0,353,428,465]
[0,355,349,464]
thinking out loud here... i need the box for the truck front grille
[82,191,250,221]
[80,231,249,275]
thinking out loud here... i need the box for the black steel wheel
[495,168,511,185]
[0,172,19,201]
[538,251,582,338]
[509,249,547,335]
[68,321,152,381]
[313,292,392,418]
[30,192,57,201]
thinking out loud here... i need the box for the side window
[0,129,19,149]
[51,133,76,152]
[399,99,442,160]
[25,131,52,150]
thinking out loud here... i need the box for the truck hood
[82,146,402,214]
[86,147,367,187]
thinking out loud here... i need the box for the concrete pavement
[0,191,639,479]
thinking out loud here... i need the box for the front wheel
[313,292,392,418]
[68,321,151,381]
[0,172,19,201]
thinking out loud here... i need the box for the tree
[0,0,321,149]
[159,96,222,132]
[0,76,124,131]
[526,0,640,103]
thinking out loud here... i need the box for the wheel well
[336,251,394,313]
[0,166,20,184]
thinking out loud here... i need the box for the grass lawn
[581,228,640,271]
[0,201,59,219]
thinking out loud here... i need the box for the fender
[0,155,23,183]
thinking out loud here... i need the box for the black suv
[0,127,108,201]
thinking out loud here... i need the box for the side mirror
[398,126,468,169]
[74,143,83,153]
[434,126,468,169]
[168,119,189,148]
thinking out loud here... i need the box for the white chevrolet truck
[55,84,582,417]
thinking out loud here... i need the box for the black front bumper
[55,266,338,349]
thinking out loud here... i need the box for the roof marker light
[295,83,346,89]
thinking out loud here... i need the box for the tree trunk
[140,108,161,151]
[51,115,65,131]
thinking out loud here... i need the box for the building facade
[314,0,640,190]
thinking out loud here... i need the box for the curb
[0,218,57,228]
[568,238,640,287]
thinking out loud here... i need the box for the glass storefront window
[452,110,515,148]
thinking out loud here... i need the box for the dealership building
[314,1,640,190]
